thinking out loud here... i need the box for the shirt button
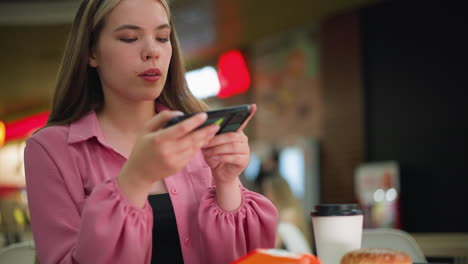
[184,238,191,247]
[171,187,177,195]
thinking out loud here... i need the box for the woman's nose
[142,40,159,61]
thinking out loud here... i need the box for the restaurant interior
[0,0,467,263]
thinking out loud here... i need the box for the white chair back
[362,228,427,263]
[0,240,36,264]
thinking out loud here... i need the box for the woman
[260,174,313,254]
[23,0,278,263]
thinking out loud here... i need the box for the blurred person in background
[0,188,24,246]
[260,174,313,254]
[23,0,277,263]
[253,145,279,192]
[254,147,312,253]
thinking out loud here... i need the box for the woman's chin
[135,89,163,102]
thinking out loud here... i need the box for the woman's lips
[139,68,161,82]
[140,75,161,82]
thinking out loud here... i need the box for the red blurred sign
[4,111,49,143]
[217,50,250,98]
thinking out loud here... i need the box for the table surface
[410,233,468,257]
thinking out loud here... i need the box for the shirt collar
[67,101,171,145]
[67,111,105,145]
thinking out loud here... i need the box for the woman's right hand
[118,110,219,207]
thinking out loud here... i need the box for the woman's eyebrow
[113,23,171,32]
[156,23,171,30]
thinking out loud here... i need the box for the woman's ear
[89,52,98,68]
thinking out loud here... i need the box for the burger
[340,248,412,264]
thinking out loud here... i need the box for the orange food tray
[232,249,321,264]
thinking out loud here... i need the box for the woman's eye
[120,38,137,43]
[157,37,169,43]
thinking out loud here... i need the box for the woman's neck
[100,101,154,132]
[97,100,155,157]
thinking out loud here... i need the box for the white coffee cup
[311,204,363,264]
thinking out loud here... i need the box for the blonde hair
[48,0,206,126]
[263,175,313,246]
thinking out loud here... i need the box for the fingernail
[211,125,220,133]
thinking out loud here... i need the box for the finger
[184,124,219,148]
[203,154,221,168]
[206,154,249,165]
[147,122,218,160]
[173,123,220,150]
[165,149,203,174]
[202,141,247,157]
[155,133,215,171]
[143,110,183,133]
[167,125,219,166]
[203,131,246,149]
[161,112,208,139]
[237,104,257,132]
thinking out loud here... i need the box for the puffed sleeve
[198,186,278,264]
[24,139,153,264]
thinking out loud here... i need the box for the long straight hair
[263,174,313,246]
[47,0,206,126]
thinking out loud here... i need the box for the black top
[148,193,184,264]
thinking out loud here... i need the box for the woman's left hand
[202,104,257,185]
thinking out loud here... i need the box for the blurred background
[0,0,467,262]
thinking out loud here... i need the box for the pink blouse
[24,108,278,264]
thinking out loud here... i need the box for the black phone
[164,104,252,135]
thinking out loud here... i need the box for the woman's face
[89,0,172,104]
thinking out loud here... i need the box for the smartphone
[164,104,252,135]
